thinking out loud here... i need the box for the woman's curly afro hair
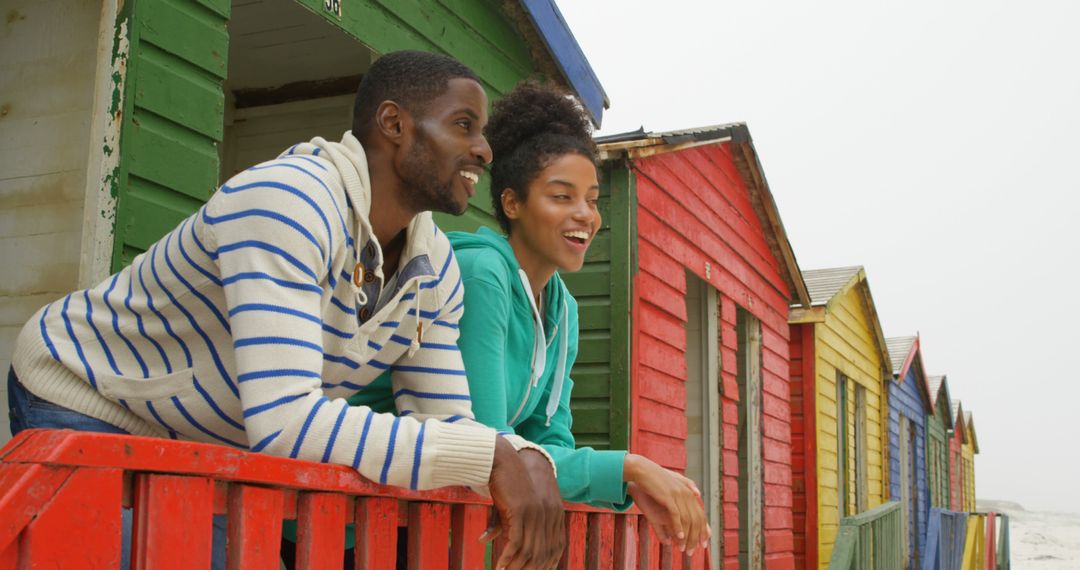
[486,80,597,233]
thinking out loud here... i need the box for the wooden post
[132,474,216,570]
[355,497,398,569]
[226,484,285,570]
[296,492,348,570]
[450,504,487,570]
[407,502,450,570]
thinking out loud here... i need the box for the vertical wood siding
[961,442,975,511]
[789,324,817,570]
[887,367,930,567]
[0,0,104,442]
[811,284,888,569]
[949,420,964,511]
[925,401,950,509]
[628,144,794,568]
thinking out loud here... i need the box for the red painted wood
[637,520,660,570]
[985,513,997,570]
[355,497,399,569]
[296,492,347,570]
[614,514,638,568]
[634,155,784,291]
[0,463,73,551]
[407,502,450,570]
[587,512,615,570]
[20,467,123,568]
[799,324,818,570]
[559,511,588,570]
[226,484,285,570]
[0,430,488,505]
[0,541,14,570]
[132,474,215,570]
[450,503,486,570]
[639,366,687,409]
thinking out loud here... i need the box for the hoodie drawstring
[545,299,569,427]
[407,278,423,358]
[519,270,547,386]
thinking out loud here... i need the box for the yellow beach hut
[789,266,894,569]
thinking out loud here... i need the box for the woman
[450,82,710,555]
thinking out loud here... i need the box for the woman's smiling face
[503,153,601,274]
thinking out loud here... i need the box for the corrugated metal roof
[594,123,744,147]
[801,266,863,306]
[885,336,917,374]
[928,375,945,399]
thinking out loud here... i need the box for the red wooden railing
[0,429,711,569]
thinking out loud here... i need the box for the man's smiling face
[398,77,493,215]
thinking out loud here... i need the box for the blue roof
[520,0,609,127]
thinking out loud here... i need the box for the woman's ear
[500,188,521,221]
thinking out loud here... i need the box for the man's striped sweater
[13,132,541,491]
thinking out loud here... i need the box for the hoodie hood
[287,132,438,355]
[450,226,572,426]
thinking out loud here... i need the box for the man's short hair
[352,50,481,141]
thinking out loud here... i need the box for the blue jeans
[7,367,227,569]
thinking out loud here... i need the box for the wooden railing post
[407,502,451,570]
[296,492,348,570]
[226,484,285,570]
[355,497,399,569]
[560,511,588,569]
[132,474,216,570]
[450,503,487,570]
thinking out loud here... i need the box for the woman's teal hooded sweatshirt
[449,227,630,509]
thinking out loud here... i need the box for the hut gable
[884,335,932,568]
[965,411,979,454]
[597,124,810,308]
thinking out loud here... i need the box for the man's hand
[624,453,710,556]
[482,437,565,569]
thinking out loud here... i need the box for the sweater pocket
[95,369,246,447]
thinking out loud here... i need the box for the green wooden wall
[108,0,630,451]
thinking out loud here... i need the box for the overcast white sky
[555,0,1080,514]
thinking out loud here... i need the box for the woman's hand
[624,454,710,556]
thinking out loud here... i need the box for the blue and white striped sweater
[13,132,508,491]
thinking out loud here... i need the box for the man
[8,51,563,568]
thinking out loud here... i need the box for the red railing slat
[638,521,660,570]
[450,503,487,570]
[355,496,399,569]
[296,492,348,570]
[408,502,451,570]
[615,514,639,568]
[226,484,285,570]
[132,473,216,570]
[588,512,616,569]
[561,510,588,569]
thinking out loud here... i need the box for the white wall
[0,0,106,443]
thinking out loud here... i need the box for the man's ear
[500,188,521,220]
[374,100,408,145]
